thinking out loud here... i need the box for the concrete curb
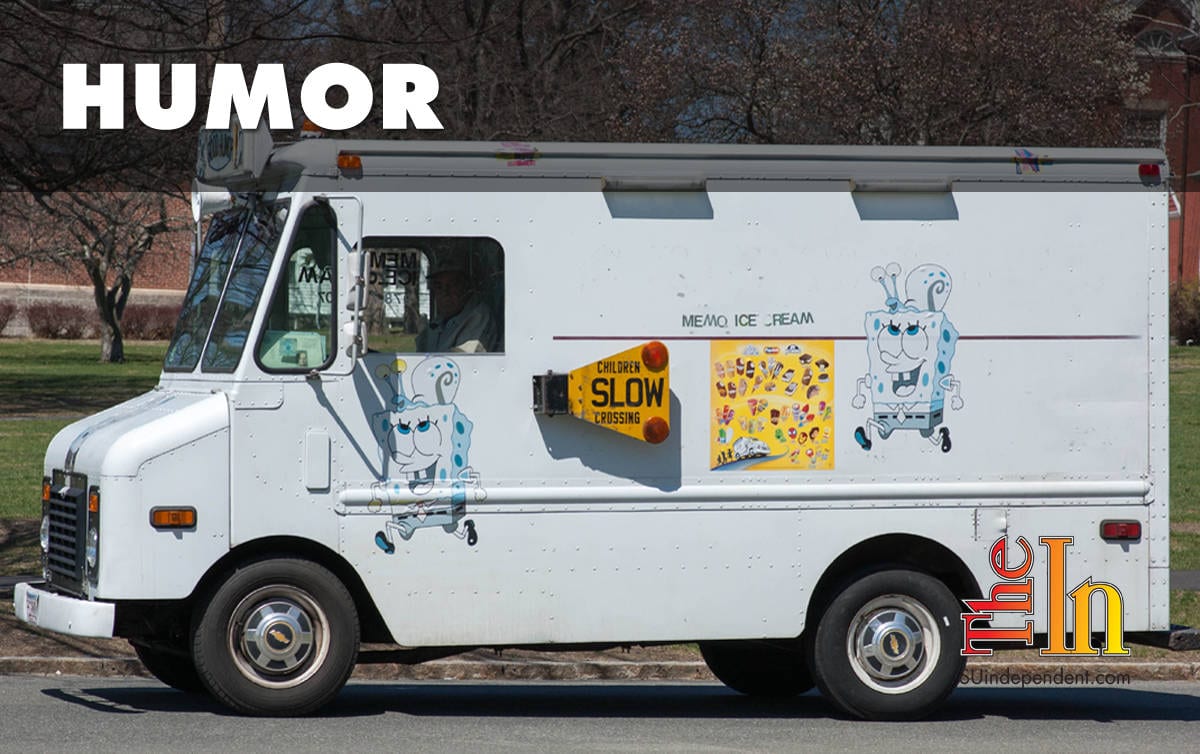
[351,659,717,682]
[1,657,1197,683]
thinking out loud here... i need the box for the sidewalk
[3,579,1199,683]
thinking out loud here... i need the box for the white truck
[14,128,1184,718]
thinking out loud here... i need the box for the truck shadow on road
[42,683,1200,723]
[41,686,227,715]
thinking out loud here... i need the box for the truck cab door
[229,194,361,547]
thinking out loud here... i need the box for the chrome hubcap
[847,594,940,694]
[243,600,314,672]
[229,585,329,689]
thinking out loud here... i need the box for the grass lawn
[1169,347,1200,569]
[0,417,77,519]
[0,340,165,518]
[0,339,166,416]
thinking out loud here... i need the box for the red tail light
[1100,520,1141,541]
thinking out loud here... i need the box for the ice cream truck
[13,126,1189,718]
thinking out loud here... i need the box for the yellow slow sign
[569,341,670,443]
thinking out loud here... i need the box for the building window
[1137,29,1183,57]
[1121,109,1167,151]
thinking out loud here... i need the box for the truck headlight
[85,526,98,569]
[39,515,49,552]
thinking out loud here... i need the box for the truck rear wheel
[131,641,204,693]
[809,569,964,720]
[699,640,813,697]
[192,558,359,716]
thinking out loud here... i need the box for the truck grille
[45,470,87,595]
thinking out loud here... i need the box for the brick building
[0,198,192,336]
[1128,1,1200,282]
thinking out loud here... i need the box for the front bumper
[12,582,114,638]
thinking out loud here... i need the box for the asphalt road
[0,678,1198,752]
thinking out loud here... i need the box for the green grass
[1172,589,1200,630]
[0,340,165,518]
[0,340,166,415]
[0,417,76,518]
[1170,346,1200,569]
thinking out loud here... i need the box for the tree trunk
[100,320,125,364]
[89,264,131,364]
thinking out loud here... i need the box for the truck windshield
[164,200,290,372]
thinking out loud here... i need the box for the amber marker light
[300,119,325,138]
[150,508,197,529]
[87,488,100,513]
[337,152,363,171]
[641,341,669,371]
[42,478,51,503]
[643,416,670,444]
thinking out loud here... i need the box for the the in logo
[961,536,1128,657]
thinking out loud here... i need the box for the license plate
[24,591,39,625]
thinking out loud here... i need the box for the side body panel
[216,180,1168,644]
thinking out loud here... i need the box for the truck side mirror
[343,249,365,356]
[324,197,365,361]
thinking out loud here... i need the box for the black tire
[700,640,814,697]
[131,641,204,693]
[809,569,964,720]
[191,558,359,716]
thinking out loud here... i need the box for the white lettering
[62,63,124,129]
[63,63,444,131]
[382,64,445,130]
[134,64,196,130]
[206,63,293,130]
[301,63,374,130]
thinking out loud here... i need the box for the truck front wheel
[809,569,964,720]
[192,558,359,716]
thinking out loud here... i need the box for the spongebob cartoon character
[370,357,484,552]
[851,263,964,453]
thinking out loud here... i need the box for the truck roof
[272,139,1164,162]
[259,139,1166,190]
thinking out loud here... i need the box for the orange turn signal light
[42,478,51,503]
[150,508,197,529]
[88,488,100,513]
[337,152,363,171]
[300,119,325,138]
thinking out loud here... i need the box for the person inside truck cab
[416,255,498,353]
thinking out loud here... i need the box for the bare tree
[0,1,319,360]
[618,0,1146,146]
[0,190,185,362]
[326,0,643,140]
[0,0,1156,365]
